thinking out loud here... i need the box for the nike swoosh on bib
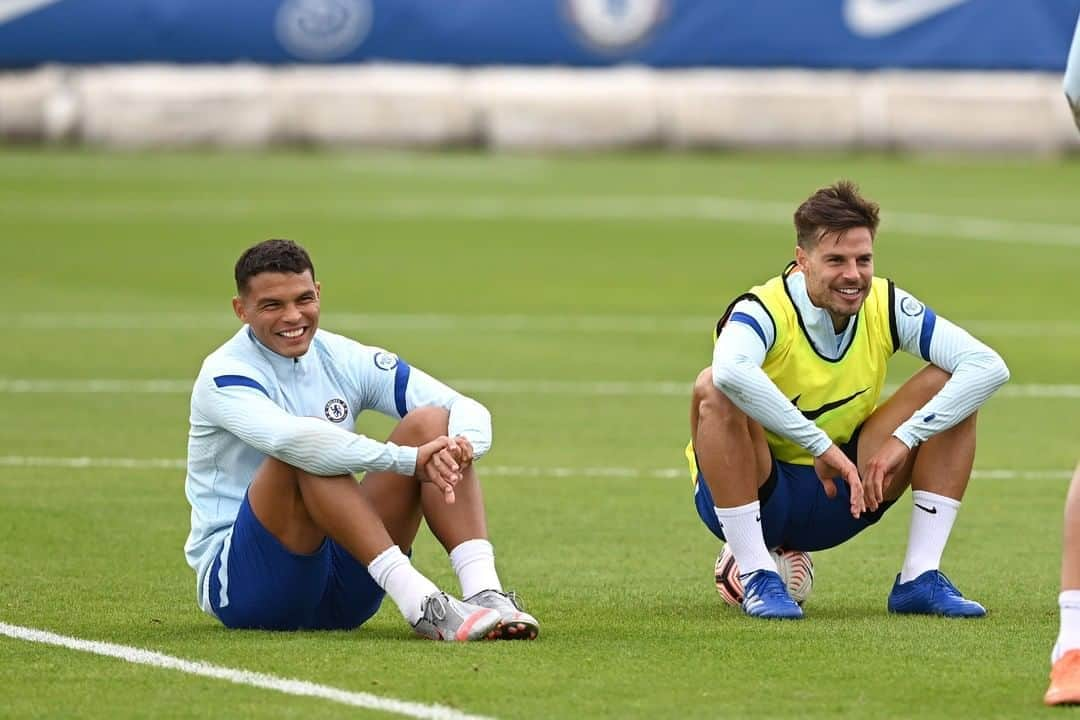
[0,0,63,26]
[791,387,870,421]
[844,0,970,38]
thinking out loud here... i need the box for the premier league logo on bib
[324,398,349,423]
[275,0,372,61]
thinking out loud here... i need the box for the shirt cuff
[391,444,418,476]
[891,426,920,450]
[806,432,834,458]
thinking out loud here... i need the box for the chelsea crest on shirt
[324,397,349,423]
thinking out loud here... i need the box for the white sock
[1052,590,1080,663]
[713,501,776,577]
[900,490,961,583]
[366,545,439,625]
[449,538,502,599]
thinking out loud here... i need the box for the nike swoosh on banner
[791,388,870,421]
[914,503,938,514]
[0,0,62,25]
[844,0,970,38]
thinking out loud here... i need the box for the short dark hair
[234,239,315,294]
[793,180,880,249]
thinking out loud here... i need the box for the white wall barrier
[468,68,661,150]
[871,72,1078,153]
[659,70,862,149]
[0,65,1075,152]
[77,65,273,148]
[0,67,71,141]
[271,65,478,147]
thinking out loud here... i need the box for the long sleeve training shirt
[184,325,491,613]
[712,273,1009,458]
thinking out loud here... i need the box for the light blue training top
[184,325,492,614]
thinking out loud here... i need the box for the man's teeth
[279,328,304,338]
[837,288,860,295]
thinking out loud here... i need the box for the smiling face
[795,226,874,332]
[232,270,320,358]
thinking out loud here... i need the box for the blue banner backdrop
[0,0,1077,70]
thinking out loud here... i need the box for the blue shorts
[693,437,895,552]
[208,493,386,630]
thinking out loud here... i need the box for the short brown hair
[793,180,880,249]
[234,239,315,294]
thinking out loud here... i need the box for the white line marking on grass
[0,379,194,393]
[966,469,1074,480]
[368,196,1080,248]
[0,455,1070,481]
[454,380,693,396]
[0,455,187,470]
[0,622,494,720]
[14,312,1080,338]
[2,378,1079,399]
[1,195,1077,246]
[334,154,552,183]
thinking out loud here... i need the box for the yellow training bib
[688,263,898,477]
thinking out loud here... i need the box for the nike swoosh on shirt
[0,0,63,25]
[844,0,970,38]
[791,388,870,421]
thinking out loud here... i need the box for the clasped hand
[814,438,909,519]
[415,435,474,504]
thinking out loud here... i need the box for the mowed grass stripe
[0,378,1078,398]
[1,194,1078,246]
[0,622,495,720]
[0,455,1070,481]
[13,312,1080,337]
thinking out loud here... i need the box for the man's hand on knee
[416,436,461,504]
[450,436,474,469]
[814,444,865,519]
[862,437,910,513]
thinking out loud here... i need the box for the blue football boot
[741,570,804,619]
[887,570,986,618]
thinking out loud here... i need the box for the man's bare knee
[390,406,450,444]
[693,369,742,424]
[692,367,713,400]
[254,456,302,489]
[913,364,951,395]
[248,456,326,554]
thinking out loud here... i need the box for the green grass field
[1,148,1079,718]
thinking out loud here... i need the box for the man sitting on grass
[183,239,538,641]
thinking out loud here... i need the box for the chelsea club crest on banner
[563,0,667,53]
[275,0,372,61]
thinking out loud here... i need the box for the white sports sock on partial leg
[450,538,503,599]
[900,490,961,583]
[366,545,439,625]
[1052,591,1080,663]
[713,501,776,577]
